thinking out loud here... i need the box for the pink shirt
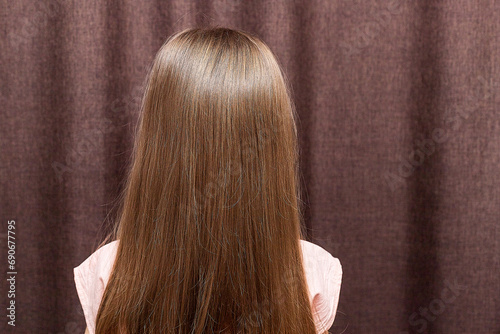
[74,239,342,334]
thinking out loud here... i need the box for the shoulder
[73,240,120,334]
[299,239,342,275]
[76,240,120,278]
[299,239,342,333]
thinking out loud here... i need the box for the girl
[74,26,342,334]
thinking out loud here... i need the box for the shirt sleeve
[73,241,118,334]
[312,256,342,333]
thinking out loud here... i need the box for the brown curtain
[1,1,499,333]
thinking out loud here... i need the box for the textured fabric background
[1,1,499,333]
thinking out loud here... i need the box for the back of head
[96,26,317,334]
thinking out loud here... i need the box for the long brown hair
[95,26,317,334]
